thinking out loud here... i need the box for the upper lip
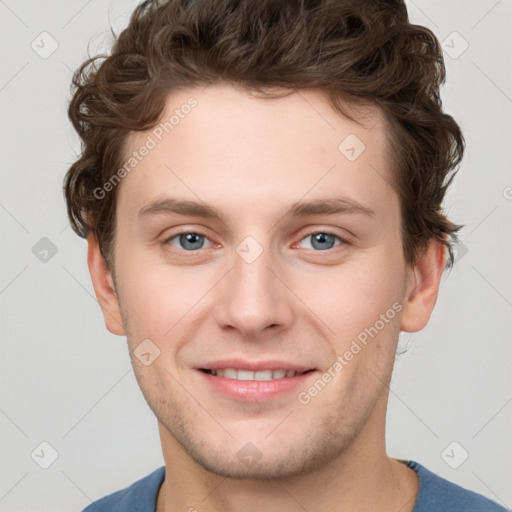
[197,359,315,372]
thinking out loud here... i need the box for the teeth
[208,368,302,380]
[254,370,273,381]
[237,370,254,381]
[224,368,237,379]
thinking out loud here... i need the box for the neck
[156,403,418,512]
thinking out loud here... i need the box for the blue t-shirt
[82,460,509,511]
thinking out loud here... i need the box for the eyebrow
[137,196,375,220]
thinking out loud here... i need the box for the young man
[63,0,508,510]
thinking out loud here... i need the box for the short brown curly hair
[63,0,465,271]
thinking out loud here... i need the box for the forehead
[118,84,394,219]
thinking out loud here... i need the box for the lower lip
[197,370,317,402]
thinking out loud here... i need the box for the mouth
[199,368,314,380]
[196,362,318,402]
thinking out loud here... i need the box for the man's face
[107,84,416,478]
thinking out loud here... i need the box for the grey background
[1,0,511,510]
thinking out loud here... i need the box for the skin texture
[88,84,445,511]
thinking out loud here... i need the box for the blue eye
[166,232,211,251]
[164,230,344,254]
[299,232,343,251]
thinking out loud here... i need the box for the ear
[400,239,446,332]
[87,234,125,336]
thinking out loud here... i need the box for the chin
[164,417,352,481]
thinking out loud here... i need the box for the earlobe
[400,240,446,333]
[87,234,125,336]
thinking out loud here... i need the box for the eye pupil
[311,233,336,250]
[180,233,204,250]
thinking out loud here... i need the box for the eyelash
[163,229,347,254]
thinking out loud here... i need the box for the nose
[212,241,294,337]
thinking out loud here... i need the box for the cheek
[316,268,403,399]
[312,261,405,338]
[116,255,213,344]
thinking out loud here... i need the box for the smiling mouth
[200,368,315,381]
